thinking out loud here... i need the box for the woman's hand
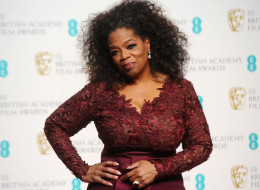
[121,160,158,189]
[82,161,121,186]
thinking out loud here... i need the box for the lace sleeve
[149,81,213,181]
[44,83,96,180]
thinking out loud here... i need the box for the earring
[148,51,151,59]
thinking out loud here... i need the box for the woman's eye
[127,44,136,49]
[111,51,119,56]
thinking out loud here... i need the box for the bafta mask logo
[37,131,52,155]
[231,165,248,188]
[229,87,246,110]
[228,9,245,32]
[35,52,53,75]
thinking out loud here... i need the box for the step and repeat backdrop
[1,0,259,189]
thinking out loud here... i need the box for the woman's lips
[122,62,135,71]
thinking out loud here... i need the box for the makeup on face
[108,28,150,78]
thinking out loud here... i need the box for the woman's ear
[145,37,150,51]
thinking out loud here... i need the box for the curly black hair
[80,0,189,88]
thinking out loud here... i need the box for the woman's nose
[120,50,130,61]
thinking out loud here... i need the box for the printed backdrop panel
[1,0,259,189]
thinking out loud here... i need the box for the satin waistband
[101,146,176,172]
[88,147,183,190]
[102,145,176,157]
[101,149,153,190]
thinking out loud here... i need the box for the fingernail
[115,162,119,166]
[108,182,113,186]
[117,171,121,175]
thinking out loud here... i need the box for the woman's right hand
[82,161,121,186]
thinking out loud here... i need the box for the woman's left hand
[121,160,158,189]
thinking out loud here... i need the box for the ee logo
[196,173,205,190]
[198,95,203,109]
[0,140,10,158]
[0,60,8,78]
[249,133,258,150]
[68,19,78,37]
[247,55,257,72]
[72,178,81,190]
[192,17,202,34]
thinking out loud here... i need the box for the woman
[44,0,213,189]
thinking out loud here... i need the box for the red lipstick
[122,62,135,71]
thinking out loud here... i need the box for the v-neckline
[113,77,170,116]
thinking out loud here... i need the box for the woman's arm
[44,83,96,180]
[149,80,213,181]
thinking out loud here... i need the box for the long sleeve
[44,83,96,180]
[149,81,213,181]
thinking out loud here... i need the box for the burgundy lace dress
[44,77,213,190]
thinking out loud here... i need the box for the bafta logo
[228,9,245,32]
[35,52,53,75]
[231,165,248,188]
[229,87,246,110]
[37,131,52,155]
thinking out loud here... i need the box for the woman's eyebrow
[109,39,136,49]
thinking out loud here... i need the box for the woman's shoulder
[168,77,193,88]
[165,77,196,97]
[84,80,108,94]
[166,77,197,102]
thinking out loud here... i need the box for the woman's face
[108,28,150,79]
